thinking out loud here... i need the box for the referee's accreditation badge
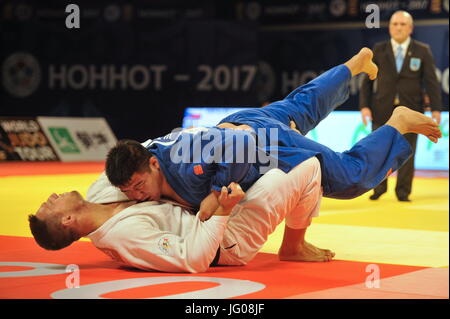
[409,58,421,71]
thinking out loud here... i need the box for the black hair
[105,139,152,187]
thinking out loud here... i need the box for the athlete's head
[389,10,413,44]
[105,139,164,202]
[28,191,84,250]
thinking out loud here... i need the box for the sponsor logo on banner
[104,5,121,22]
[15,4,33,21]
[48,127,81,154]
[246,2,262,20]
[1,52,41,98]
[0,117,59,161]
[38,117,117,162]
[329,0,347,17]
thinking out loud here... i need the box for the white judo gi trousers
[218,156,322,265]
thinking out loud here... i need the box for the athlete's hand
[216,182,245,215]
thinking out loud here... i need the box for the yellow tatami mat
[0,172,448,269]
[0,174,99,239]
[260,177,449,268]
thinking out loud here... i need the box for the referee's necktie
[396,46,404,73]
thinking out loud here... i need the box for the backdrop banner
[1,1,448,141]
[0,117,59,161]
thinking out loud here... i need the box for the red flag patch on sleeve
[194,165,204,175]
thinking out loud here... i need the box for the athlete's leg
[260,65,351,135]
[278,158,335,262]
[294,106,441,199]
[386,106,441,143]
[219,48,378,135]
[218,157,332,265]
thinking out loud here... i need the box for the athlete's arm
[102,213,228,273]
[198,182,245,221]
[196,129,255,219]
[198,191,220,221]
[99,185,244,273]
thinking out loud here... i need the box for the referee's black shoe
[397,196,411,202]
[369,192,384,200]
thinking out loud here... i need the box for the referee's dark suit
[359,39,442,201]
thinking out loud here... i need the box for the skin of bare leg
[386,106,442,143]
[278,226,335,262]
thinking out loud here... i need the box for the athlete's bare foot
[344,47,378,80]
[386,106,442,143]
[305,242,335,260]
[278,241,335,262]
